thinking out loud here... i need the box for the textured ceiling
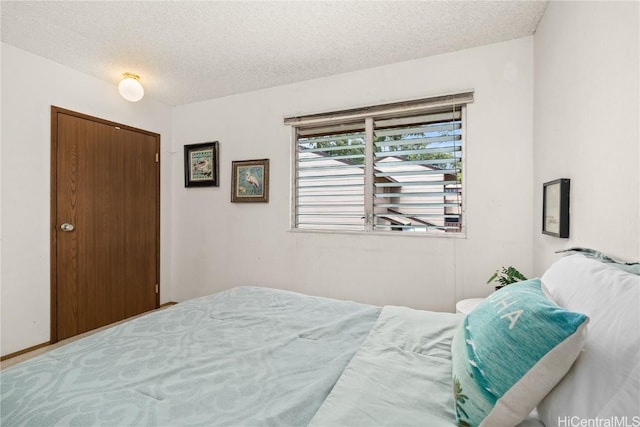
[1,1,547,106]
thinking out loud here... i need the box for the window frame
[286,92,472,237]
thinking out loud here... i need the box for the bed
[1,252,638,426]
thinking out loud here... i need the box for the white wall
[0,43,174,356]
[4,2,638,358]
[533,1,640,274]
[171,37,534,312]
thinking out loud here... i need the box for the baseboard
[2,303,178,361]
[159,301,178,308]
[1,341,51,361]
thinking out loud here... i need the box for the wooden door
[51,107,160,342]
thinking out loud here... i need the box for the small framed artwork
[231,159,269,203]
[184,142,219,187]
[542,178,570,238]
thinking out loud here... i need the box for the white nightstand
[456,298,485,315]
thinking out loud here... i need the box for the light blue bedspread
[1,286,380,426]
[309,306,462,427]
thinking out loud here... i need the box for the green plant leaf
[487,266,527,287]
[486,271,498,284]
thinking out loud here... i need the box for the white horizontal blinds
[372,107,463,233]
[295,122,366,230]
[288,91,471,234]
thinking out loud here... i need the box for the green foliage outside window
[304,128,461,180]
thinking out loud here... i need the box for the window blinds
[296,127,366,230]
[288,91,472,234]
[372,109,463,232]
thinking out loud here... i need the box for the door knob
[60,223,75,232]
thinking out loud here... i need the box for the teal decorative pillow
[451,279,588,427]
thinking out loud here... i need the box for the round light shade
[118,73,144,102]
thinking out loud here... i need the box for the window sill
[287,228,467,239]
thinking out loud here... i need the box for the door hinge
[155,153,159,163]
[155,284,159,294]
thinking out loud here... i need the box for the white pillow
[538,254,640,424]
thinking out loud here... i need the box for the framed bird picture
[231,159,269,203]
[184,142,219,187]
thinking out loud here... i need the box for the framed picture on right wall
[542,178,570,238]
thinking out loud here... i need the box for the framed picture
[542,178,570,238]
[184,142,219,187]
[231,159,269,203]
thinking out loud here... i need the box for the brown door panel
[52,108,159,342]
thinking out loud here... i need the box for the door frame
[50,106,161,343]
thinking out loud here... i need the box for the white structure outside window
[285,92,473,235]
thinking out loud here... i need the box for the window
[285,92,473,235]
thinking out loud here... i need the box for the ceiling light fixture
[118,73,144,102]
